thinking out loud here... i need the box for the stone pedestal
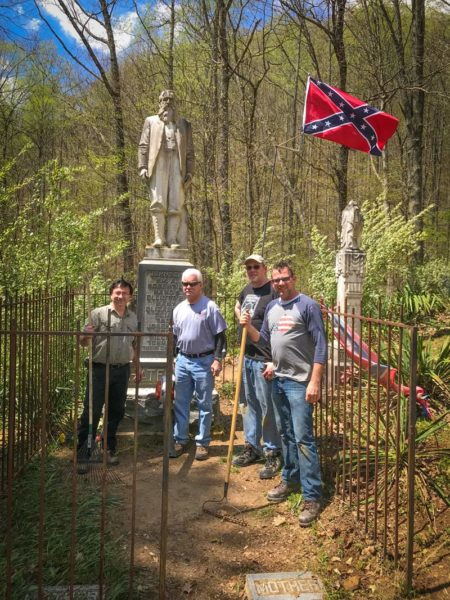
[137,247,192,384]
[336,249,365,335]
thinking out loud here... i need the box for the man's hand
[262,362,274,381]
[139,168,149,179]
[305,379,321,404]
[306,363,324,404]
[211,359,222,377]
[80,324,95,347]
[239,312,251,327]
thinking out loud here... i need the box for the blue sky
[2,1,164,55]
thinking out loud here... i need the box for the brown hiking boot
[298,500,321,527]
[169,442,187,458]
[267,480,301,503]
[195,446,209,461]
[259,452,282,480]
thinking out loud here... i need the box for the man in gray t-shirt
[171,268,227,461]
[241,261,327,527]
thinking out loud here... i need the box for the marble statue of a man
[138,90,195,249]
[340,200,364,250]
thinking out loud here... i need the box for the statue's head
[158,90,176,122]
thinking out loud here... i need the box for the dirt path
[109,409,449,600]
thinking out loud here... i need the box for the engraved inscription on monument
[142,269,184,356]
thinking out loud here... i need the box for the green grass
[0,456,131,599]
[287,491,303,514]
[255,505,275,519]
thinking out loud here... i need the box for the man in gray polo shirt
[77,278,142,473]
[171,268,227,461]
[240,261,327,526]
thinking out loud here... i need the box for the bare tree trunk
[100,0,134,274]
[409,0,425,260]
[168,0,175,89]
[217,0,233,269]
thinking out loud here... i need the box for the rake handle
[223,327,247,499]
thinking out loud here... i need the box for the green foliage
[339,393,450,517]
[361,199,431,307]
[398,284,446,323]
[414,258,450,297]
[308,226,337,305]
[0,457,129,599]
[0,153,126,295]
[391,335,450,407]
[206,254,246,349]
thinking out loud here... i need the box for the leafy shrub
[308,226,336,305]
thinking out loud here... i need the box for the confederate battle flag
[302,76,399,156]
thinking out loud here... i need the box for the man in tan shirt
[77,279,142,473]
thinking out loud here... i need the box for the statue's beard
[159,107,176,122]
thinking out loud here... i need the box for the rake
[202,328,250,525]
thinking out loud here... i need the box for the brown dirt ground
[108,396,449,600]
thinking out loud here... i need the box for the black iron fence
[0,290,421,597]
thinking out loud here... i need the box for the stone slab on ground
[26,585,102,599]
[245,571,324,600]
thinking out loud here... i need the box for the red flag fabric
[302,77,399,156]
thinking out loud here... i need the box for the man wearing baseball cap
[232,254,282,479]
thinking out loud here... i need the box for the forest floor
[107,396,449,600]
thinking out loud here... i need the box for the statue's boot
[167,215,180,249]
[151,214,165,248]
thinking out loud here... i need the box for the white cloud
[25,17,42,32]
[39,0,139,54]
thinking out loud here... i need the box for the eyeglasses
[246,264,261,271]
[271,276,291,284]
[182,281,201,287]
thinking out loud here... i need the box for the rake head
[202,497,248,527]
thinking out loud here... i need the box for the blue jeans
[272,377,322,501]
[242,357,281,455]
[174,353,214,447]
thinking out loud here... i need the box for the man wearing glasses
[171,268,227,461]
[240,261,327,527]
[232,255,282,479]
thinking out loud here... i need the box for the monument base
[144,246,189,262]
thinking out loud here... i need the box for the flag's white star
[350,113,355,119]
[312,124,318,130]
[339,115,345,121]
[364,107,369,113]
[328,91,333,97]
[339,102,345,107]
[361,124,366,130]
[325,120,331,126]
[371,135,375,140]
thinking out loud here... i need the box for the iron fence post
[160,323,174,600]
[406,326,418,593]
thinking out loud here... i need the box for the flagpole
[261,132,305,257]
